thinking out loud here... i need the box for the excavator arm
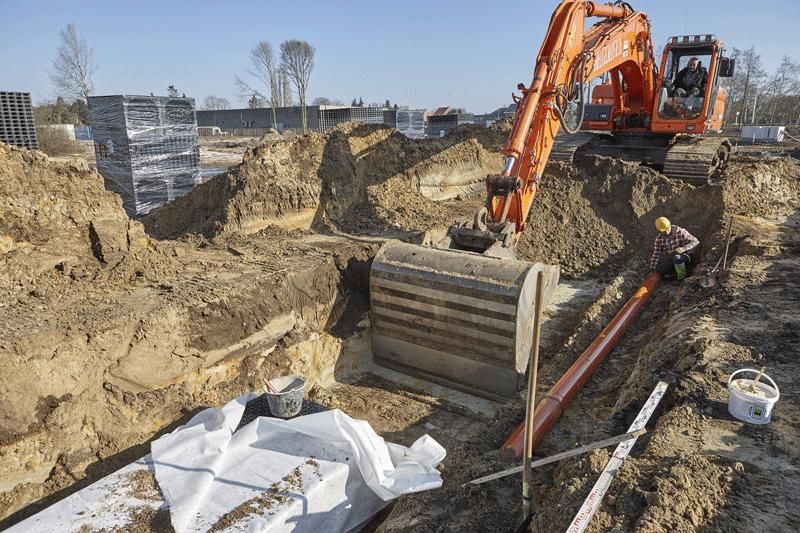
[369,1,660,400]
[461,1,656,251]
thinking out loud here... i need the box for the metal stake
[723,216,734,271]
[522,271,546,522]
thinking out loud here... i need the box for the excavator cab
[652,35,735,134]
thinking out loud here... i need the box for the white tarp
[7,393,445,533]
[151,393,446,532]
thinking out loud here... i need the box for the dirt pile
[0,144,148,297]
[144,123,505,239]
[0,143,379,525]
[520,156,721,277]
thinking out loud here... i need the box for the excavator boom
[371,0,723,399]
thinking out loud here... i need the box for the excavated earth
[1,125,798,532]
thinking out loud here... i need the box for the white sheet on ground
[151,393,446,532]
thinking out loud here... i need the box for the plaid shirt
[650,225,699,270]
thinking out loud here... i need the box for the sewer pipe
[502,272,662,457]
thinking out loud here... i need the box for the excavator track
[550,132,598,162]
[551,132,732,186]
[662,136,732,185]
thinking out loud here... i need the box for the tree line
[721,48,800,127]
[44,24,798,133]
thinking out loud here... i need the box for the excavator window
[657,50,712,120]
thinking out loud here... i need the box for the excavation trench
[3,128,797,531]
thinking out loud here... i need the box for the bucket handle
[728,368,780,396]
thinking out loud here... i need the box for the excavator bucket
[370,241,559,400]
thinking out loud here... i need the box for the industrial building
[198,105,474,139]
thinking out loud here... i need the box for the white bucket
[727,369,780,425]
[264,376,306,418]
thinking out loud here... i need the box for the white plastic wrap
[152,393,446,531]
[7,393,445,533]
[88,95,201,217]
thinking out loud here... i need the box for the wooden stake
[521,271,546,522]
[722,216,734,271]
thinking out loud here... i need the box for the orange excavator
[370,0,735,400]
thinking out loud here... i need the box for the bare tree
[279,70,293,107]
[280,40,315,132]
[312,97,331,106]
[50,23,97,102]
[203,96,231,110]
[766,57,798,124]
[235,41,282,127]
[737,47,767,125]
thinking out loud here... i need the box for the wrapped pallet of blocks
[88,95,201,216]
[0,91,38,149]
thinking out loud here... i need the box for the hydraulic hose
[555,54,588,134]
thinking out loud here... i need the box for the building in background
[476,104,517,126]
[395,109,426,139]
[197,106,322,132]
[88,95,200,217]
[0,91,38,149]
[197,103,513,139]
[198,105,408,135]
[425,108,476,137]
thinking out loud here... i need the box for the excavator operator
[650,217,700,281]
[673,57,708,97]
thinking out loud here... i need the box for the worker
[650,217,700,280]
[673,57,708,97]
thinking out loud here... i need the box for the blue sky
[1,0,798,113]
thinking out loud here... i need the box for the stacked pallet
[0,91,38,149]
[88,95,201,217]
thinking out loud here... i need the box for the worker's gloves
[675,88,687,97]
[675,247,686,254]
[689,87,701,97]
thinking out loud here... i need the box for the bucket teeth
[370,241,558,400]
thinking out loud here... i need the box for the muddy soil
[2,125,799,533]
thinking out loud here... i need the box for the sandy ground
[1,125,799,532]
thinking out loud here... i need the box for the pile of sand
[144,123,506,239]
[519,156,722,277]
[0,143,148,302]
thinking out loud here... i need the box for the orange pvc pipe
[502,272,662,457]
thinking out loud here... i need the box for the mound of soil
[143,123,505,239]
[520,156,721,277]
[0,143,148,302]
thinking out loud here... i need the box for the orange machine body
[483,1,732,245]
